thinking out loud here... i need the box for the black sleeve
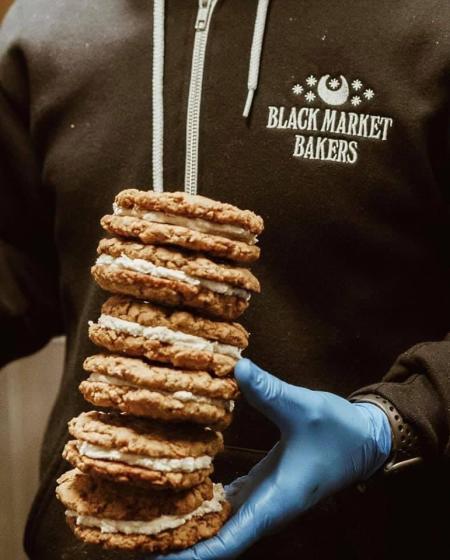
[349,338,450,461]
[0,3,63,367]
[350,110,450,463]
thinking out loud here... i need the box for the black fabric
[0,86,63,367]
[0,1,449,558]
[350,340,450,458]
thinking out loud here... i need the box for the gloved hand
[152,358,392,560]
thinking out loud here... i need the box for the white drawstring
[243,0,270,118]
[152,0,165,192]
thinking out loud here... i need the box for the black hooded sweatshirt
[0,1,449,559]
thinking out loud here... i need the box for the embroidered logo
[267,74,394,165]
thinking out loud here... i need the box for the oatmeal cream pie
[101,188,264,263]
[88,295,248,377]
[56,469,230,553]
[91,237,260,321]
[63,411,223,490]
[80,354,239,430]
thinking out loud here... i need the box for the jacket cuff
[351,394,423,473]
[349,339,450,460]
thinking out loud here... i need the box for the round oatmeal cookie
[56,469,214,519]
[80,354,238,430]
[88,295,247,376]
[66,502,231,553]
[63,442,214,490]
[62,411,223,490]
[79,380,233,431]
[89,296,249,377]
[97,238,259,291]
[88,322,237,377]
[83,354,239,400]
[114,188,264,235]
[101,214,260,263]
[91,237,260,320]
[56,469,231,553]
[68,411,223,457]
[102,295,249,347]
[92,264,249,320]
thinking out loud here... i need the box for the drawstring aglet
[243,88,255,118]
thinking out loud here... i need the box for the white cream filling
[76,441,212,472]
[94,314,242,359]
[87,373,235,412]
[66,483,225,536]
[96,253,251,301]
[113,204,258,244]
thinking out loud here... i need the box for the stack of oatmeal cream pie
[56,189,264,553]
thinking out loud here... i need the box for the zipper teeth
[185,0,217,196]
[152,0,165,192]
[185,32,207,195]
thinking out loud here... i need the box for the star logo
[289,72,376,108]
[329,78,340,90]
[292,84,304,95]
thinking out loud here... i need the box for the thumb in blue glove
[150,358,391,560]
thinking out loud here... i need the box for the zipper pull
[195,0,213,30]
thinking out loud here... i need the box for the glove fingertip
[234,359,289,426]
[234,357,253,379]
[235,358,269,391]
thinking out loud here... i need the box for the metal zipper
[184,0,218,196]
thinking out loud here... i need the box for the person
[1,1,449,558]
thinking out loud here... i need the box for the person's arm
[349,109,450,463]
[350,338,450,461]
[0,2,63,367]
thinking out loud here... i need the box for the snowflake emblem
[306,75,317,87]
[305,91,316,103]
[352,79,363,91]
[292,84,304,95]
[329,78,340,90]
[351,95,362,106]
[363,88,375,100]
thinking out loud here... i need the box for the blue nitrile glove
[151,359,392,560]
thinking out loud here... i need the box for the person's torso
[15,1,450,556]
